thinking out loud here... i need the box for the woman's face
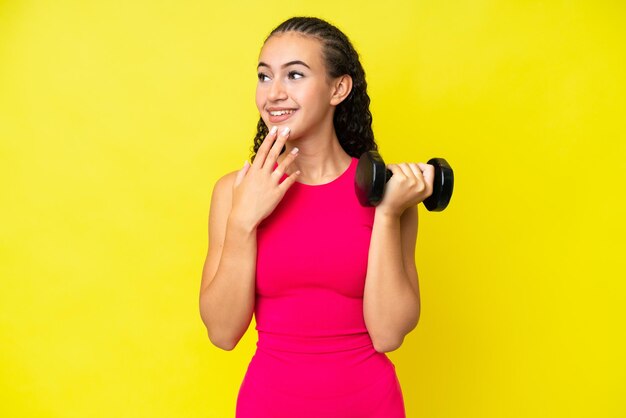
[256,32,336,140]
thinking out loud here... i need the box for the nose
[268,78,287,102]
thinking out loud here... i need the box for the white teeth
[269,110,295,116]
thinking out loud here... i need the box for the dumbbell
[354,150,454,211]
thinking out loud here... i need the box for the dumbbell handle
[354,151,454,211]
[383,158,453,212]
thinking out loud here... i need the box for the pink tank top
[238,156,406,417]
[255,156,376,352]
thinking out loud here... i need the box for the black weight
[354,150,454,211]
[423,158,454,212]
[355,151,388,206]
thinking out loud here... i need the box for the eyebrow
[257,60,311,70]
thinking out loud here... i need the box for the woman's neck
[279,129,352,185]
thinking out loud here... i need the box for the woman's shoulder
[211,168,240,199]
[208,168,241,219]
[216,168,240,187]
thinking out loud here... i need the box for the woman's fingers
[395,163,415,179]
[396,162,429,186]
[400,163,422,183]
[415,162,435,195]
[234,160,251,187]
[386,163,405,179]
[263,127,291,172]
[404,162,431,197]
[386,162,434,202]
[278,166,301,192]
[272,146,299,180]
[252,126,279,169]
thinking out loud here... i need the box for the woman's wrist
[374,205,404,222]
[227,210,258,235]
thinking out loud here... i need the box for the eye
[257,72,270,82]
[288,71,304,80]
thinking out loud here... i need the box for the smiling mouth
[269,109,296,116]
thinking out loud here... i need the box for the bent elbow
[207,331,237,351]
[373,337,402,353]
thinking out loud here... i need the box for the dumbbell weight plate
[423,158,454,212]
[355,150,389,206]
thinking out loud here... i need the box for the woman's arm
[198,127,300,351]
[199,172,257,351]
[362,161,432,353]
[363,205,420,353]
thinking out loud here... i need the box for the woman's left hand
[376,162,435,218]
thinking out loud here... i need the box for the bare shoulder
[211,169,239,201]
[207,168,241,236]
[211,166,249,213]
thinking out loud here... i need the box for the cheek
[301,92,327,117]
[255,85,267,112]
[305,83,330,109]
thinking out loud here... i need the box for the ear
[329,74,353,106]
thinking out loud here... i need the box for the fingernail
[270,126,278,135]
[281,127,290,136]
[290,147,299,155]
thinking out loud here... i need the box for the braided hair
[250,16,378,161]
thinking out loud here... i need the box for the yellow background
[1,1,625,417]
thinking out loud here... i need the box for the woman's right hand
[230,126,300,229]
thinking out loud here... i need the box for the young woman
[199,16,434,418]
